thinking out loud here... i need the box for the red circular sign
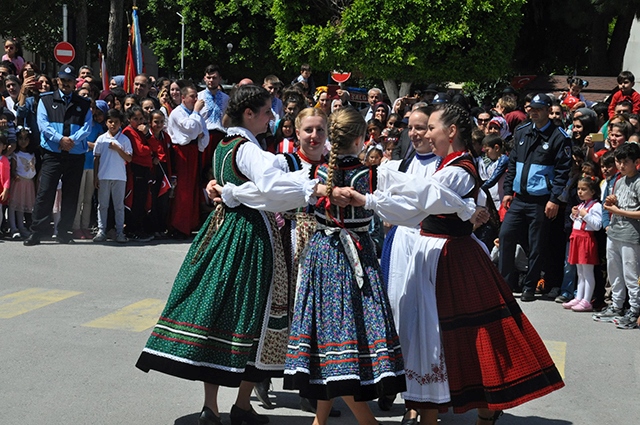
[331,71,351,84]
[54,41,76,64]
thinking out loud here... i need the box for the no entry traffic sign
[54,41,75,64]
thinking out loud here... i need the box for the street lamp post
[177,12,185,79]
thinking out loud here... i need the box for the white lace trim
[225,126,260,147]
[284,369,404,386]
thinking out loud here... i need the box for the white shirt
[571,200,603,231]
[197,89,229,132]
[220,127,318,212]
[94,131,132,181]
[167,104,209,152]
[365,160,480,227]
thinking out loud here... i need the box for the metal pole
[177,12,184,79]
[63,4,68,41]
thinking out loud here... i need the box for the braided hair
[223,84,271,128]
[434,103,475,156]
[325,107,367,198]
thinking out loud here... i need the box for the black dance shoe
[401,409,418,425]
[198,406,222,425]
[229,404,269,425]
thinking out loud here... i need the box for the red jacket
[123,125,153,168]
[607,89,640,119]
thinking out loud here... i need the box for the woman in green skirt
[136,85,327,425]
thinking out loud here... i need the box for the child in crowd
[560,76,590,110]
[365,146,383,167]
[140,98,159,118]
[123,106,154,241]
[147,110,171,238]
[562,175,602,311]
[123,94,138,114]
[274,114,297,153]
[366,119,384,148]
[387,113,400,129]
[8,126,36,239]
[3,39,24,73]
[594,143,640,329]
[0,135,10,233]
[365,146,385,255]
[607,71,640,119]
[383,143,394,163]
[93,109,132,243]
[479,134,508,210]
[291,63,314,95]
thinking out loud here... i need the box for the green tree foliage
[144,0,281,82]
[272,0,526,84]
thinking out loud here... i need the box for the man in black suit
[360,87,382,121]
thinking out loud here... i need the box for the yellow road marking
[544,340,566,379]
[82,299,165,332]
[0,288,82,319]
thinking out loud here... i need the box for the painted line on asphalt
[82,298,165,332]
[544,340,566,379]
[0,288,83,319]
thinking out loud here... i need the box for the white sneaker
[93,232,107,242]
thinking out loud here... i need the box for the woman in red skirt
[349,104,564,425]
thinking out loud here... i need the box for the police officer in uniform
[24,65,92,245]
[499,93,571,301]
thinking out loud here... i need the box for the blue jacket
[14,96,40,144]
[37,90,92,155]
[503,121,571,203]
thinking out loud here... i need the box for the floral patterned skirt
[284,229,406,401]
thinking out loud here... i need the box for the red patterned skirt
[568,229,599,265]
[406,235,564,413]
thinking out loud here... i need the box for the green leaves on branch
[272,0,526,83]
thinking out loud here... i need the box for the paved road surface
[1,238,639,424]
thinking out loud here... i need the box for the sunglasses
[477,118,491,123]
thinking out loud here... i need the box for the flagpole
[177,12,185,79]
